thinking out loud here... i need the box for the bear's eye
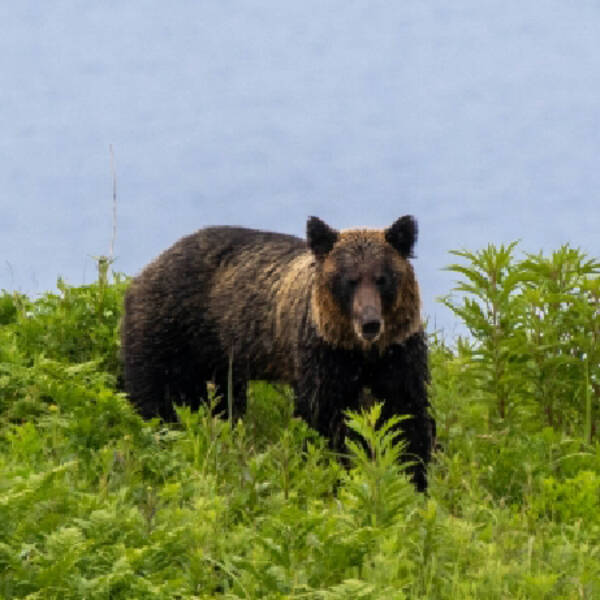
[375,276,388,288]
[347,278,359,288]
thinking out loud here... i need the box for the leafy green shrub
[1,255,599,598]
[534,470,600,525]
[442,243,600,439]
[3,275,127,378]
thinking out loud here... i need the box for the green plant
[1,252,600,599]
[442,243,600,439]
[441,243,523,423]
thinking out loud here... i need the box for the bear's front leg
[369,331,435,491]
[294,344,363,455]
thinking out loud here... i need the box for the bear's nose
[361,319,381,340]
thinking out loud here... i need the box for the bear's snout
[352,284,383,343]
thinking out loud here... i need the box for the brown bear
[121,216,435,490]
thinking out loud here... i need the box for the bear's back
[161,226,306,273]
[125,226,310,340]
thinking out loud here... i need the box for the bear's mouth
[353,316,384,345]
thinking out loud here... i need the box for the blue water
[2,2,599,335]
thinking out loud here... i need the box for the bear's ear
[384,215,418,258]
[307,216,339,259]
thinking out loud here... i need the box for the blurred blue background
[2,2,599,335]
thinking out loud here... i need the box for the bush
[0,251,599,598]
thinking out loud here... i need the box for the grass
[0,251,599,598]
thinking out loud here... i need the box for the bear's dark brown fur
[121,216,435,490]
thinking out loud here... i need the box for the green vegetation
[1,244,599,599]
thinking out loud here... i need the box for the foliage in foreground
[442,243,600,438]
[0,249,599,599]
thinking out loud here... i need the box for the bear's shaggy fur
[121,216,435,489]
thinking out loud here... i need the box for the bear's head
[307,216,422,350]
